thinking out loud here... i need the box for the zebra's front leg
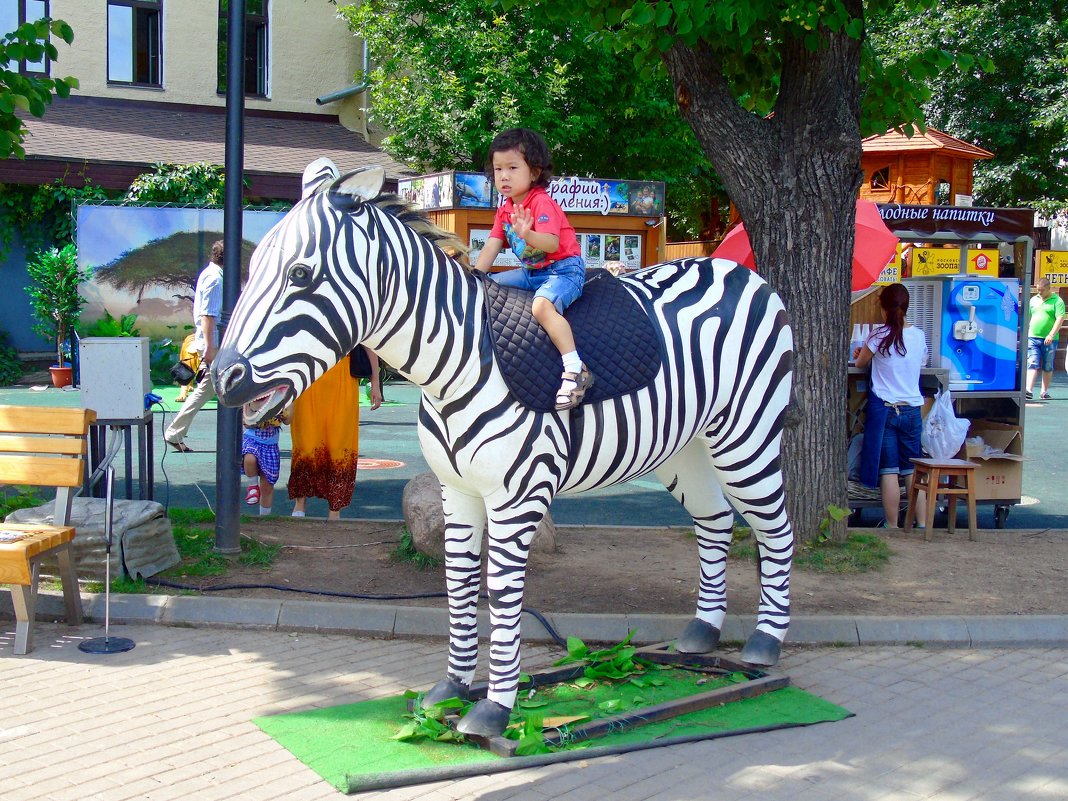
[455,500,546,737]
[421,486,486,709]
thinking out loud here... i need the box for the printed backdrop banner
[76,204,284,339]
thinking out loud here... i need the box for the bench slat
[0,434,88,456]
[0,454,84,488]
[0,406,96,436]
[0,525,76,584]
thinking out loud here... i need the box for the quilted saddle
[478,270,664,412]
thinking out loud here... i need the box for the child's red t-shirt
[489,186,581,269]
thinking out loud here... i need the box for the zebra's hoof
[456,699,511,737]
[740,630,783,667]
[675,618,721,653]
[420,677,471,708]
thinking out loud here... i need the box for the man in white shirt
[165,241,224,452]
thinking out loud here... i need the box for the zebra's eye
[288,264,311,286]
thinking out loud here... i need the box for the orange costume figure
[288,348,382,519]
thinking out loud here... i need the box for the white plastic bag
[921,390,970,461]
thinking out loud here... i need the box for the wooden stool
[905,457,978,542]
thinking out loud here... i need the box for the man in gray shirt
[165,240,224,452]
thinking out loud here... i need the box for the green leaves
[510,714,552,755]
[25,244,91,366]
[336,0,717,237]
[392,692,469,743]
[0,17,77,161]
[868,0,1068,210]
[552,630,654,685]
[125,163,230,205]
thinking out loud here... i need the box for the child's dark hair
[876,283,910,356]
[485,128,553,188]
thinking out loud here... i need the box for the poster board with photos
[401,171,665,218]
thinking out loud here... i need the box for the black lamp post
[215,0,245,555]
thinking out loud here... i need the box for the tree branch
[661,40,774,216]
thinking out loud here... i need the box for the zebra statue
[213,159,795,738]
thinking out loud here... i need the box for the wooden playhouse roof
[862,127,994,160]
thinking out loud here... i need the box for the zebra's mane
[371,193,471,267]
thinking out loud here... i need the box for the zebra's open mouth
[241,386,289,426]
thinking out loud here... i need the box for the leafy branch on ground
[393,691,469,744]
[816,504,851,544]
[553,630,653,684]
[390,526,441,570]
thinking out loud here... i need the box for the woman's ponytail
[876,283,910,356]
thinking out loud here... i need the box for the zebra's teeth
[241,386,287,426]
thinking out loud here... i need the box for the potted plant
[26,244,91,388]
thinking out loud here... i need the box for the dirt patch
[177,518,1068,617]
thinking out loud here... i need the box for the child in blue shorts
[242,406,291,516]
[474,128,593,410]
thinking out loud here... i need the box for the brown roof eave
[0,157,398,203]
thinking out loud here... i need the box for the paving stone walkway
[2,622,1066,800]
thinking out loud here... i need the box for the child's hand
[511,205,534,239]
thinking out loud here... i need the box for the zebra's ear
[331,167,386,205]
[301,158,341,199]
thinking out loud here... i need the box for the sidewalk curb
[6,592,1068,649]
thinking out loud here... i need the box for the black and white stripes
[214,161,795,729]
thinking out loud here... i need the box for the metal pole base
[78,636,136,654]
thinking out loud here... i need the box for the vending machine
[903,277,1020,392]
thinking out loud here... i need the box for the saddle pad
[480,270,663,412]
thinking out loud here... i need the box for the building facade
[0,0,410,200]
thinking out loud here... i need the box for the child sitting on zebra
[474,128,594,410]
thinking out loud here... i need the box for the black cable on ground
[144,577,569,648]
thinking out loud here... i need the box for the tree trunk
[664,20,863,541]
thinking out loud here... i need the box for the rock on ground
[5,498,179,581]
[402,472,558,560]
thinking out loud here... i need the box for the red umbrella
[711,199,899,292]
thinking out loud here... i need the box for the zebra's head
[213,158,386,424]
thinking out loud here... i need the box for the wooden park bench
[0,405,95,654]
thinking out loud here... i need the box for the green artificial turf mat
[254,680,851,793]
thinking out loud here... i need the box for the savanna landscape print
[77,205,284,339]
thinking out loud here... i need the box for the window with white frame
[107,0,161,86]
[1,0,50,75]
[217,0,268,97]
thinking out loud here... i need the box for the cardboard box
[959,421,1025,501]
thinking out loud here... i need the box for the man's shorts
[1027,336,1057,373]
[490,255,585,314]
